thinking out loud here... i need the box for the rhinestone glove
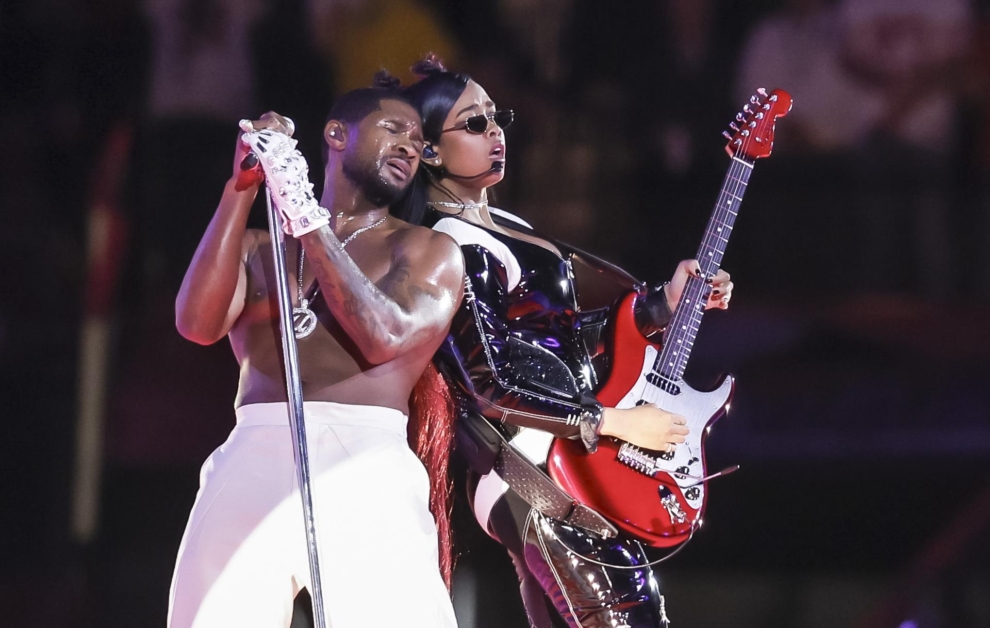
[240,129,330,237]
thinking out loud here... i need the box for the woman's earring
[422,143,442,168]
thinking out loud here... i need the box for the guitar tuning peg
[748,121,757,129]
[756,87,768,97]
[743,104,752,113]
[769,95,778,102]
[735,113,746,122]
[729,122,740,131]
[722,130,733,140]
[750,95,760,104]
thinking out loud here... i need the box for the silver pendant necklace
[292,215,388,339]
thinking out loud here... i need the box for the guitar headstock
[723,88,792,161]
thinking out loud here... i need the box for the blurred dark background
[2,0,990,626]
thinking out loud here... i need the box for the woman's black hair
[404,55,471,145]
[391,55,472,225]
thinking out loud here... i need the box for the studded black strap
[479,417,617,538]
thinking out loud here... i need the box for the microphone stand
[262,180,328,628]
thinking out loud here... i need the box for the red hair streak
[407,362,456,589]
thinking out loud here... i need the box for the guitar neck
[655,156,754,381]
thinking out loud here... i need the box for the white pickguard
[614,345,733,510]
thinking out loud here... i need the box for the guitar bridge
[617,443,662,477]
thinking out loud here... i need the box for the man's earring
[422,143,442,167]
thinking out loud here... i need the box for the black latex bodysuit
[425,209,672,628]
[427,211,671,445]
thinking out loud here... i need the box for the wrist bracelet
[579,403,605,454]
[285,206,331,236]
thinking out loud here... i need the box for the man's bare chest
[241,243,393,322]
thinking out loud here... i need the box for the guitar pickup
[645,372,682,395]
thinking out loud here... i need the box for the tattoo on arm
[299,227,461,362]
[377,257,411,298]
[379,256,442,304]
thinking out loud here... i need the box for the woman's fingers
[707,280,734,309]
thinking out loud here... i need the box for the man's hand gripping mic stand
[240,115,328,628]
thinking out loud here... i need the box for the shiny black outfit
[426,210,672,628]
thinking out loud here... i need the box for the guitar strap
[488,214,647,293]
[458,412,618,539]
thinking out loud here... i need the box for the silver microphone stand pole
[262,180,328,628]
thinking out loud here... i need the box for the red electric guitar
[547,88,792,548]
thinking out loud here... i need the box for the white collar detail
[432,216,523,293]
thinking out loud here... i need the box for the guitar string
[667,147,753,377]
[639,110,761,486]
[656,149,754,381]
[637,160,748,482]
[654,157,750,383]
[679,148,754,386]
[649,160,748,468]
[644,159,749,398]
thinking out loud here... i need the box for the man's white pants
[168,401,458,628]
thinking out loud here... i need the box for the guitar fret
[705,238,723,246]
[653,150,761,378]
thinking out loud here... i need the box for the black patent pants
[487,488,671,628]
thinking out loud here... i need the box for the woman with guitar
[396,56,734,628]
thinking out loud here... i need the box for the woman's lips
[490,143,505,158]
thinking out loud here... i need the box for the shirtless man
[168,83,463,628]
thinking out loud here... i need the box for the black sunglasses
[440,109,514,135]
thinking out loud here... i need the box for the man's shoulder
[388,221,464,288]
[390,220,461,256]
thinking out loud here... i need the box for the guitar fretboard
[654,156,753,381]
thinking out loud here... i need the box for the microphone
[445,161,504,180]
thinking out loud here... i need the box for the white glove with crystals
[240,126,329,237]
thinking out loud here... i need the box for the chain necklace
[426,199,488,215]
[292,215,388,339]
